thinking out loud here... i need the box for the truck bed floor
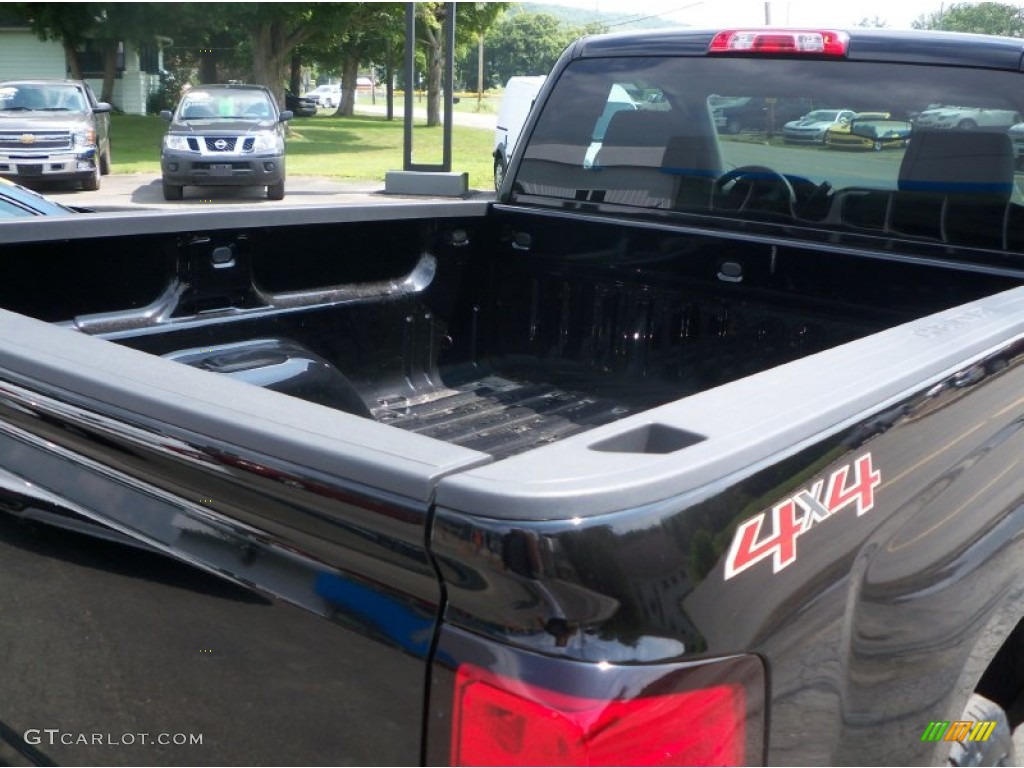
[374,374,635,459]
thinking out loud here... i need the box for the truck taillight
[708,29,849,56]
[451,662,758,766]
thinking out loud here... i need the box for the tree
[175,3,364,108]
[486,13,579,88]
[856,16,889,28]
[912,2,1024,36]
[13,2,176,101]
[302,3,402,117]
[11,2,96,79]
[244,4,320,108]
[416,3,449,128]
[410,3,508,127]
[91,3,157,103]
[457,3,509,106]
[156,4,250,87]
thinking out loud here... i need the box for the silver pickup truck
[0,79,112,191]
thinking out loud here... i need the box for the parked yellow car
[825,111,912,150]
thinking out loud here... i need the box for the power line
[598,2,704,28]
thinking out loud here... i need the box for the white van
[493,76,546,190]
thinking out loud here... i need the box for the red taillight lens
[452,663,747,766]
[709,29,849,56]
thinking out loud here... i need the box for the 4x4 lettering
[724,500,803,579]
[826,454,881,516]
[724,453,882,580]
[794,480,829,531]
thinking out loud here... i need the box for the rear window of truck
[512,56,1024,255]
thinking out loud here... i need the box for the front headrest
[898,129,1014,200]
[601,110,676,147]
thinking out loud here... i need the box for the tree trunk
[333,54,359,117]
[63,40,82,80]
[250,18,314,110]
[289,53,302,95]
[417,8,444,128]
[101,43,118,104]
[426,35,442,128]
[199,51,218,85]
[251,23,288,109]
[385,57,394,121]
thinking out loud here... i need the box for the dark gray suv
[160,84,292,201]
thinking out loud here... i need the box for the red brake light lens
[452,663,748,766]
[709,29,849,56]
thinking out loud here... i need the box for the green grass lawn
[110,111,496,189]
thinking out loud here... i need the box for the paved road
[39,173,494,212]
[33,103,495,212]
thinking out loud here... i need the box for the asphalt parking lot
[36,172,491,211]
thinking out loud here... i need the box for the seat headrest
[601,110,676,147]
[898,129,1014,200]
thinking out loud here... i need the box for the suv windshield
[177,89,275,120]
[0,84,86,112]
[513,56,1024,255]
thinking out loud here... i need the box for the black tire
[958,118,978,130]
[162,181,183,201]
[267,181,285,200]
[947,693,1014,766]
[100,143,111,175]
[493,157,506,191]
[81,163,100,191]
[873,140,883,151]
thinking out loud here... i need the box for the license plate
[18,164,42,176]
[210,163,232,175]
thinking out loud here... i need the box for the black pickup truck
[2,27,1024,767]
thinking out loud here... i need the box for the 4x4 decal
[724,453,881,580]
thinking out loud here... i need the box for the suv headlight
[252,133,282,152]
[163,135,192,152]
[72,128,97,148]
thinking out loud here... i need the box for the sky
[530,0,1024,30]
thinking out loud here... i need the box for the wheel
[946,693,1014,766]
[713,165,796,214]
[872,140,883,151]
[81,163,100,191]
[958,118,978,130]
[267,181,285,200]
[493,157,506,191]
[100,143,111,175]
[324,98,333,109]
[162,181,183,201]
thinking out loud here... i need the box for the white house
[0,25,168,115]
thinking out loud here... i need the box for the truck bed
[18,207,1009,461]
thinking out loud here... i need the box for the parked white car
[302,84,342,109]
[913,105,1021,131]
[782,109,856,144]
